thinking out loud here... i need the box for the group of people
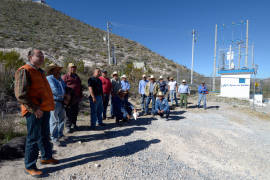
[138,75,208,116]
[14,48,208,178]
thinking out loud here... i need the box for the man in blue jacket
[121,74,130,102]
[46,63,66,146]
[154,91,170,119]
[138,74,148,114]
[198,81,208,109]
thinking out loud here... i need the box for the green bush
[0,51,24,96]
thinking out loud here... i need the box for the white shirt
[168,81,177,90]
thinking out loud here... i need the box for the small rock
[78,141,82,144]
[95,163,101,168]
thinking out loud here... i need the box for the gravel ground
[0,99,269,180]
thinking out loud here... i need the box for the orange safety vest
[18,64,55,116]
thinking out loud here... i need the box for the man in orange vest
[14,49,59,178]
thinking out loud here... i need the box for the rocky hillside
[0,0,206,83]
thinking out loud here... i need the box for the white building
[219,69,255,99]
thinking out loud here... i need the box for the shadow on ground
[75,116,157,132]
[167,116,185,121]
[64,127,147,145]
[43,139,160,174]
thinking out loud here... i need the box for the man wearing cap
[121,74,130,102]
[88,68,105,129]
[154,92,170,119]
[158,76,167,95]
[46,63,66,146]
[110,71,121,119]
[62,63,83,133]
[99,70,112,120]
[145,75,160,115]
[178,80,190,109]
[198,81,208,109]
[168,77,178,106]
[14,49,58,178]
[138,74,148,114]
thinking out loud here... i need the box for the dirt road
[0,99,269,180]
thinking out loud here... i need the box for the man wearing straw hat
[14,49,58,178]
[154,91,170,120]
[158,76,167,95]
[145,75,160,115]
[168,77,178,106]
[62,63,82,133]
[120,74,130,102]
[138,74,148,114]
[178,79,190,109]
[46,63,66,146]
[110,71,121,119]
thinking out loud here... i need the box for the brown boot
[40,158,59,165]
[24,168,43,178]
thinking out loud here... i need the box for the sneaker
[71,124,79,131]
[40,158,59,165]
[98,123,106,126]
[65,127,72,134]
[24,168,43,178]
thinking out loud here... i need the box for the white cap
[150,75,155,79]
[159,76,163,79]
[142,74,146,78]
[182,79,186,83]
[121,74,127,78]
[112,71,118,75]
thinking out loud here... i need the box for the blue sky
[46,0,270,78]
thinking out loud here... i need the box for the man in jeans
[88,68,105,129]
[154,91,170,120]
[14,49,58,178]
[62,63,83,133]
[99,70,112,120]
[121,74,130,102]
[110,71,121,120]
[46,63,66,147]
[168,77,178,106]
[198,81,208,109]
[158,76,167,95]
[145,75,160,115]
[178,80,190,109]
[138,74,148,115]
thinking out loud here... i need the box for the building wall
[220,74,251,99]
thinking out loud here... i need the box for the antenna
[213,24,217,91]
[190,29,197,85]
[107,21,112,65]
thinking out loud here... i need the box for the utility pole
[107,21,112,65]
[213,24,217,91]
[177,68,179,83]
[245,19,249,67]
[252,43,254,68]
[238,43,241,69]
[191,29,196,85]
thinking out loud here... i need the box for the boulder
[0,136,26,160]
